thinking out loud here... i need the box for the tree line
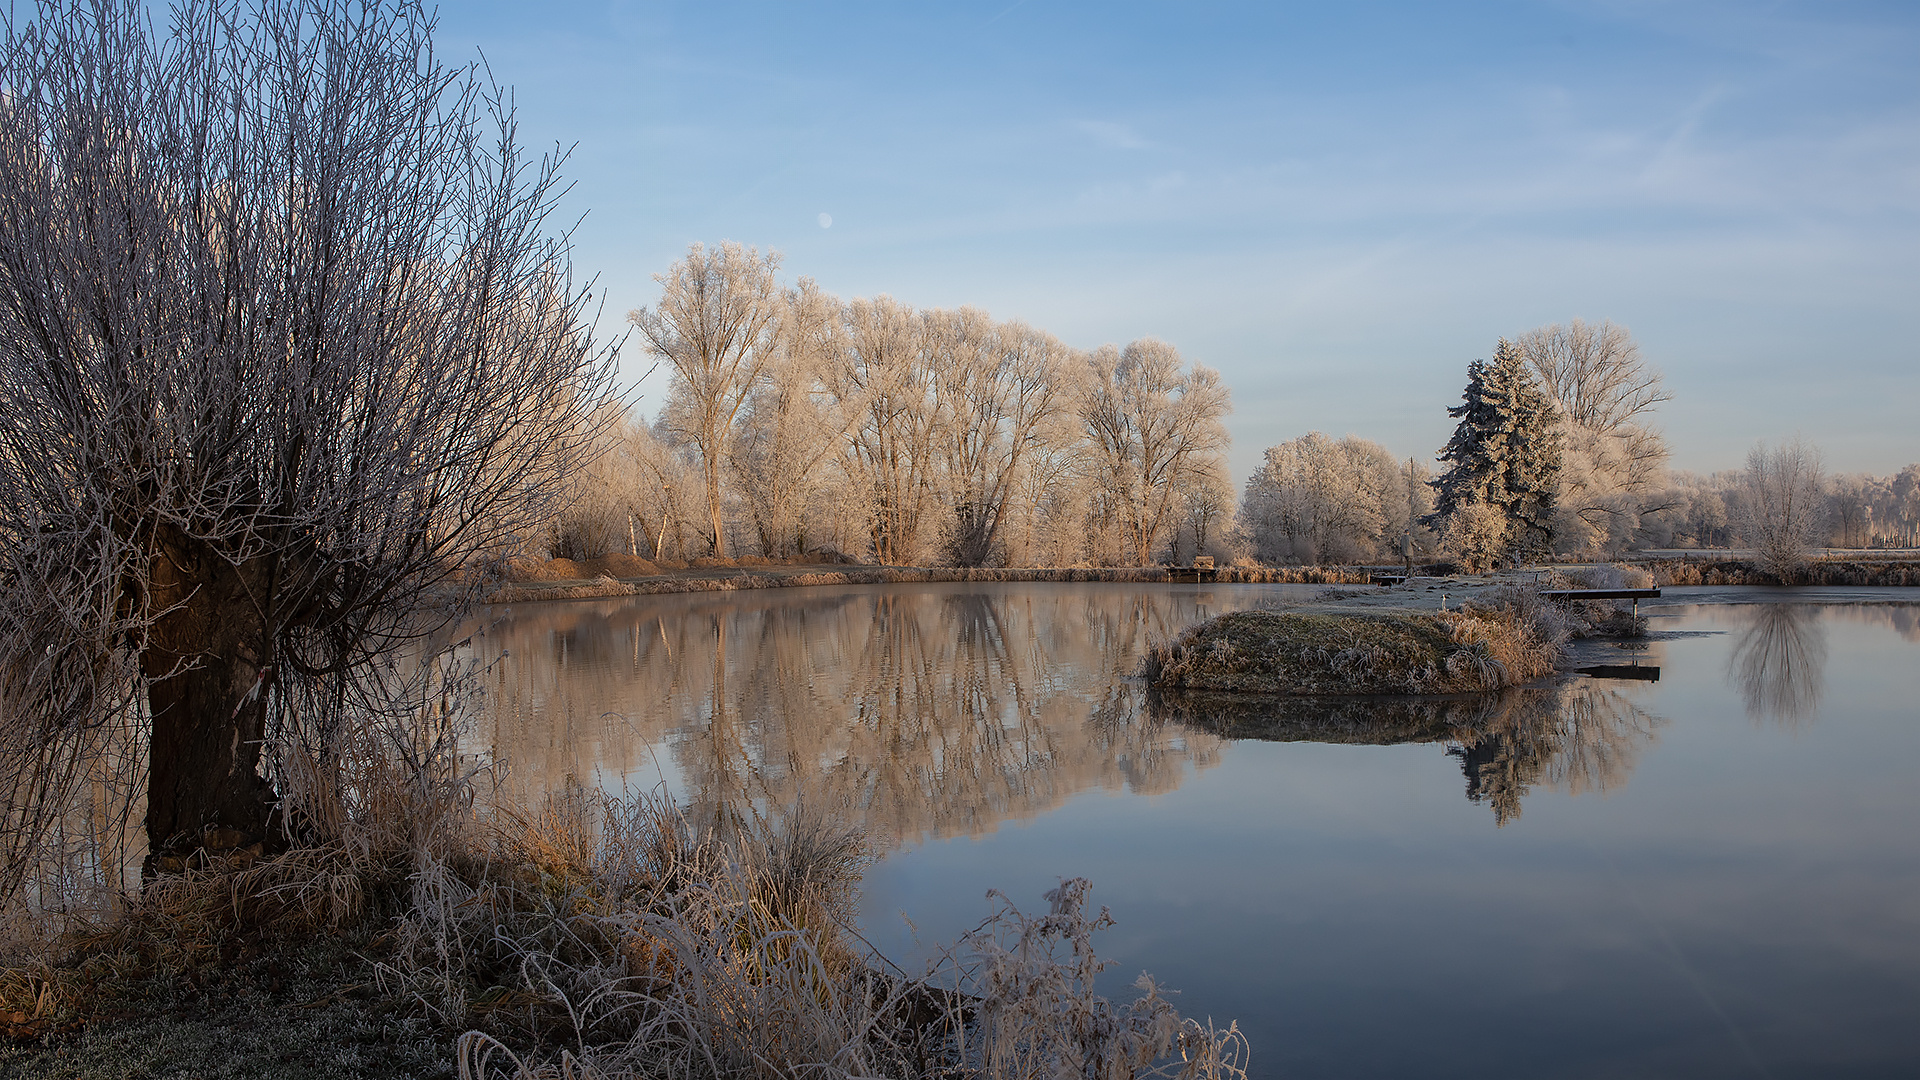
[1244,318,1918,572]
[543,242,1234,569]
[550,291,1917,575]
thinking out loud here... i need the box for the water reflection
[1728,604,1828,728]
[474,585,1262,844]
[1154,682,1666,826]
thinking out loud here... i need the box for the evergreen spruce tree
[1430,339,1563,559]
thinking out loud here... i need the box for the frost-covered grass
[2,779,1246,1080]
[1143,605,1564,695]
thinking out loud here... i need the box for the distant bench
[1166,557,1218,583]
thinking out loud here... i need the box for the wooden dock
[1537,588,1662,601]
[1539,587,1661,618]
[1576,663,1660,682]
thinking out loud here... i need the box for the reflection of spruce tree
[1431,340,1562,557]
[1449,700,1559,827]
[1729,604,1827,728]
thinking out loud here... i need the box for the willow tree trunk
[138,528,278,865]
[705,452,725,557]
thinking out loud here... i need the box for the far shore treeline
[530,248,1920,578]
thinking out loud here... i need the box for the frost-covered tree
[1080,339,1231,565]
[1174,458,1240,563]
[549,403,651,561]
[729,277,852,558]
[1824,475,1878,550]
[1003,403,1094,567]
[929,311,1070,566]
[1514,319,1671,552]
[0,0,613,881]
[629,243,784,557]
[1740,437,1826,580]
[1893,465,1920,547]
[831,296,941,564]
[1241,432,1400,564]
[1441,502,1514,575]
[1431,339,1562,560]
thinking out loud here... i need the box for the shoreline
[474,551,1920,607]
[475,562,1380,605]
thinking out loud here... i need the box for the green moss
[1143,610,1554,695]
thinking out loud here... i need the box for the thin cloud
[1077,120,1154,150]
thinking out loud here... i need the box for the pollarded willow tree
[1430,339,1562,561]
[0,0,614,886]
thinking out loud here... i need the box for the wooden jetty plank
[1576,664,1660,682]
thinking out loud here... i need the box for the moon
[817,212,833,229]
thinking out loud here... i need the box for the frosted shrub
[441,802,1246,1080]
[933,878,1249,1080]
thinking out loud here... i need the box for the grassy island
[1143,607,1563,695]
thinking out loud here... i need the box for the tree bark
[705,453,725,557]
[138,528,277,866]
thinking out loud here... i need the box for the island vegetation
[1143,608,1559,695]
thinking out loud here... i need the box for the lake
[470,582,1920,1079]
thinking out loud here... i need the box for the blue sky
[435,0,1920,483]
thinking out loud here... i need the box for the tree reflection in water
[471,586,1681,839]
[474,587,1232,845]
[1727,604,1828,728]
[1154,682,1665,826]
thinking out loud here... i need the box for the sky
[432,0,1920,485]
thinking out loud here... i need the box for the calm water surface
[472,583,1920,1079]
